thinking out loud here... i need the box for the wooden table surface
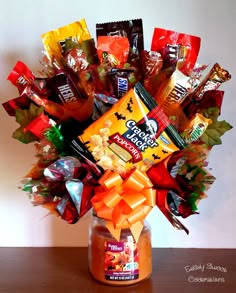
[0,248,235,293]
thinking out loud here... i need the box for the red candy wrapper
[23,113,51,139]
[2,94,31,116]
[151,27,201,75]
[7,61,35,94]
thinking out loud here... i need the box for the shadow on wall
[45,209,92,247]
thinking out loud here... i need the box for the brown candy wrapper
[190,63,231,100]
[182,63,231,115]
[45,69,94,122]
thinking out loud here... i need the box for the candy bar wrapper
[2,93,31,116]
[97,36,130,68]
[189,63,231,101]
[151,27,201,75]
[180,113,211,144]
[45,69,95,122]
[41,19,91,65]
[182,63,231,115]
[23,113,51,139]
[152,68,194,131]
[7,61,46,96]
[96,19,144,62]
[7,61,36,94]
[96,19,144,96]
[79,82,186,173]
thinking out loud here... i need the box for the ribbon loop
[91,168,156,241]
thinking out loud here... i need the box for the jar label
[104,240,139,281]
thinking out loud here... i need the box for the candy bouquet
[2,18,232,242]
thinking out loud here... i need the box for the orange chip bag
[41,19,91,64]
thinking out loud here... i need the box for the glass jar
[88,214,152,286]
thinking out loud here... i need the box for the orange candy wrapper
[97,36,130,68]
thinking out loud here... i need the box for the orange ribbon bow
[91,168,156,242]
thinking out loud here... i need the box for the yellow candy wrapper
[41,19,91,64]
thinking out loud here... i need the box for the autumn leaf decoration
[200,107,232,148]
[13,103,44,144]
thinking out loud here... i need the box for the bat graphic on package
[152,153,161,160]
[126,102,133,113]
[114,112,126,120]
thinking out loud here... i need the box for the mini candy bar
[180,113,211,144]
[190,63,231,100]
[62,38,89,73]
[7,61,35,94]
[45,69,85,103]
[23,113,51,139]
[108,68,134,99]
[151,27,201,75]
[44,69,95,122]
[149,68,194,131]
[182,63,231,115]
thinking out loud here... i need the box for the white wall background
[0,0,235,248]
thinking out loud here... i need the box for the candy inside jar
[88,214,152,286]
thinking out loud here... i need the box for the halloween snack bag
[79,82,186,173]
